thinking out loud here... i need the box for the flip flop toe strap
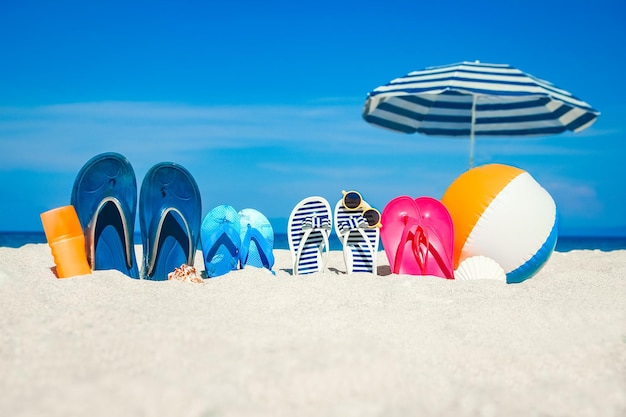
[412,225,429,273]
[240,224,275,273]
[293,214,330,274]
[302,216,331,230]
[338,216,368,233]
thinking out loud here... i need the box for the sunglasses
[341,190,381,228]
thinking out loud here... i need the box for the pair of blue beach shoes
[71,152,201,280]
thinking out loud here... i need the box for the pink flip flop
[381,196,424,275]
[414,197,455,279]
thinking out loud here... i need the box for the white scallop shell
[454,256,506,282]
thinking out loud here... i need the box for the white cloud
[0,101,469,171]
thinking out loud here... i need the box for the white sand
[1,244,624,417]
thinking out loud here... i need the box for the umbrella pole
[469,94,477,169]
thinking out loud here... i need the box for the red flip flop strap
[412,225,429,274]
[392,215,419,274]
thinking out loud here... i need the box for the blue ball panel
[506,217,558,284]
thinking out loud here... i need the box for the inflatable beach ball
[441,164,558,284]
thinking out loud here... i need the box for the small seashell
[454,256,506,282]
[168,264,204,283]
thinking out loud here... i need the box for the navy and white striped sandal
[333,198,380,274]
[287,197,332,275]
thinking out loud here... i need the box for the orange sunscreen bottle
[40,205,91,278]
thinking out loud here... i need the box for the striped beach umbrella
[362,61,599,168]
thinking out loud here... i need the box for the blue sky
[1,0,624,236]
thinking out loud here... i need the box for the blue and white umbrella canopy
[363,61,600,167]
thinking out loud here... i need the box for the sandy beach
[1,244,624,417]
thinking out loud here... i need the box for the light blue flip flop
[201,205,241,278]
[139,162,202,281]
[238,208,275,274]
[71,152,139,278]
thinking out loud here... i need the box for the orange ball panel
[441,164,525,268]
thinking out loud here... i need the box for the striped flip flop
[333,198,379,274]
[287,197,331,275]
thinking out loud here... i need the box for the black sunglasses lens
[363,209,380,226]
[344,192,361,209]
